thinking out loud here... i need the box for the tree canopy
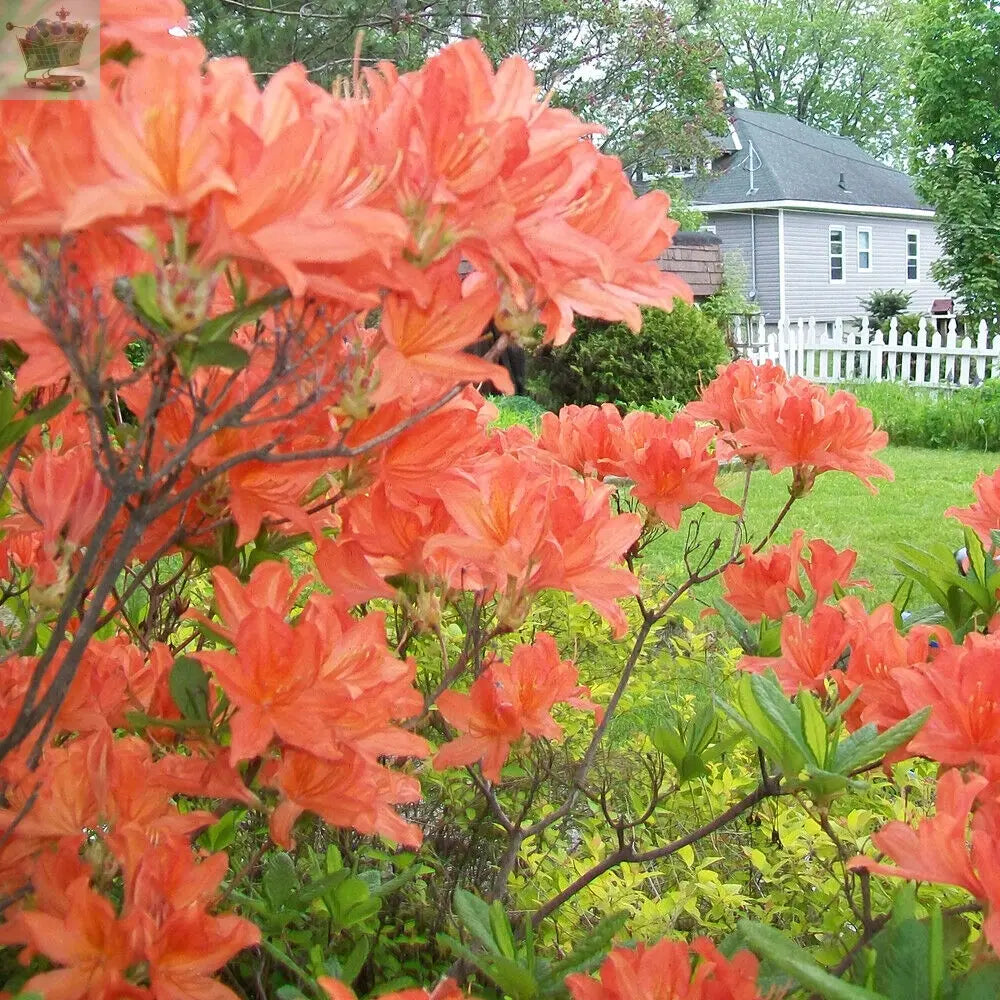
[909,0,1000,317]
[705,0,912,160]
[187,0,726,173]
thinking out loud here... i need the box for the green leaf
[679,753,710,783]
[168,656,210,723]
[0,393,71,452]
[489,901,517,960]
[195,288,290,343]
[339,936,371,985]
[737,921,888,1000]
[686,702,719,756]
[453,888,499,955]
[651,725,686,767]
[263,852,299,910]
[871,911,932,1000]
[131,273,165,326]
[749,672,815,768]
[799,690,829,767]
[199,808,245,853]
[929,906,944,1000]
[831,707,930,775]
[950,963,1000,1000]
[437,934,538,999]
[189,340,251,371]
[296,869,348,906]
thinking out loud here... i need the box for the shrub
[527,302,730,411]
[858,288,913,328]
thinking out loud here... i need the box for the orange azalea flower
[313,537,398,607]
[722,531,806,623]
[848,768,988,898]
[194,563,312,643]
[156,744,260,807]
[379,275,510,392]
[946,468,1000,547]
[732,378,892,495]
[895,632,1000,779]
[434,633,600,782]
[565,936,766,1000]
[19,876,143,1000]
[336,482,455,582]
[0,738,98,846]
[528,470,642,638]
[3,446,108,587]
[85,733,215,877]
[836,599,950,733]
[128,839,261,1000]
[100,0,202,60]
[425,453,550,593]
[739,604,850,696]
[297,594,428,760]
[198,82,412,302]
[196,610,345,763]
[617,411,741,529]
[851,775,1000,953]
[267,747,422,849]
[367,390,496,503]
[684,359,788,461]
[537,403,626,480]
[802,538,867,603]
[66,49,236,230]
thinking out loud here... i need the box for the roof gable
[687,110,927,212]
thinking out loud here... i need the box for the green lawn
[643,445,1000,608]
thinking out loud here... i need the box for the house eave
[694,199,935,220]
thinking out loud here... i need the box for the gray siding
[705,211,781,321]
[780,211,948,320]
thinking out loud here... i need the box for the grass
[643,445,999,609]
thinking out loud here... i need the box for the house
[682,109,950,325]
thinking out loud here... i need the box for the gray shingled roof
[686,109,928,211]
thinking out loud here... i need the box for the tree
[910,0,1000,318]
[706,0,913,160]
[185,0,727,173]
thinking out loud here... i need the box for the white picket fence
[734,315,1000,388]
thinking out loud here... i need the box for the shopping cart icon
[5,6,89,91]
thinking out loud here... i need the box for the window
[857,227,872,272]
[700,225,717,234]
[667,158,699,178]
[829,226,845,282]
[906,230,919,281]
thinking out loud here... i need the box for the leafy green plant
[858,289,913,331]
[527,302,730,411]
[842,380,1000,451]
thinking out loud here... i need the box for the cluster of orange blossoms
[0,0,998,995]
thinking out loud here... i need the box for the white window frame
[700,224,717,234]
[906,229,920,282]
[857,226,873,272]
[829,225,846,284]
[667,158,700,178]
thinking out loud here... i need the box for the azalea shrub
[5,6,1000,1000]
